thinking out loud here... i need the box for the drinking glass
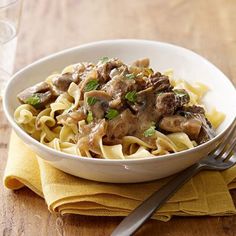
[0,0,22,98]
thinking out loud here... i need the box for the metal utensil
[112,119,236,236]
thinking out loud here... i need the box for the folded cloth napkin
[3,132,236,221]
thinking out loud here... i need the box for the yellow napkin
[4,132,236,221]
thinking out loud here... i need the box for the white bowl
[3,40,236,183]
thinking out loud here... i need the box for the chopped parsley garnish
[125,91,137,103]
[84,79,99,92]
[99,56,109,64]
[87,111,93,123]
[125,73,136,80]
[87,96,98,106]
[144,125,156,137]
[105,108,119,120]
[25,94,41,108]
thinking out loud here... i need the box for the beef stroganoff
[14,58,225,159]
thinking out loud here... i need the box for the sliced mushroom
[128,87,153,113]
[132,58,150,68]
[84,90,111,119]
[97,58,126,83]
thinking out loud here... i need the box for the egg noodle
[14,63,225,159]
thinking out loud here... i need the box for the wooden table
[1,0,236,235]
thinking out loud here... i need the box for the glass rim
[0,0,20,9]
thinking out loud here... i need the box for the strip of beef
[52,72,79,95]
[103,73,137,101]
[173,89,190,107]
[155,89,190,117]
[175,105,215,143]
[147,72,171,92]
[156,92,177,116]
[17,82,54,108]
[103,109,138,145]
[159,115,202,140]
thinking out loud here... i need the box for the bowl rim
[3,39,236,164]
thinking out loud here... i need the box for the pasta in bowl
[3,40,236,183]
[14,57,224,159]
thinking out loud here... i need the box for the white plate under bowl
[3,39,236,183]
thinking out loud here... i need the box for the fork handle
[111,163,204,236]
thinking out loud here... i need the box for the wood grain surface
[1,0,236,235]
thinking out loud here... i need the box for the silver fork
[112,119,236,236]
